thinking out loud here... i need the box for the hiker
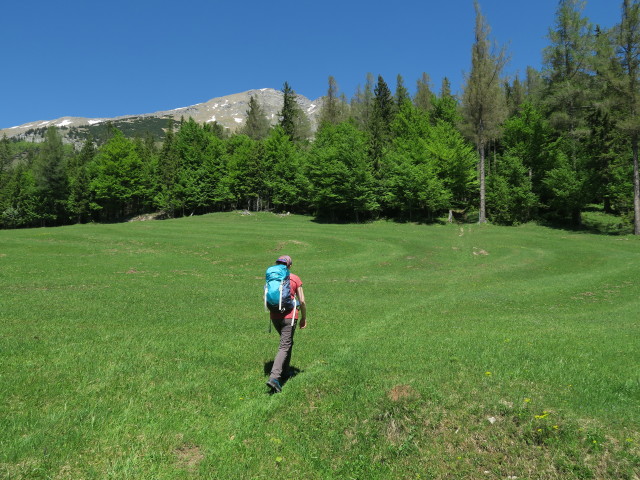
[265,255,306,393]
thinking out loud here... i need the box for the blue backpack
[264,264,295,313]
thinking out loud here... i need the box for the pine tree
[505,75,526,116]
[525,66,545,105]
[369,75,395,168]
[432,77,460,126]
[0,134,11,193]
[67,137,95,223]
[279,82,297,139]
[33,126,68,225]
[414,72,434,113]
[351,73,375,131]
[543,0,594,148]
[395,74,410,108]
[612,0,640,234]
[461,0,509,223]
[319,76,346,125]
[278,82,311,143]
[440,77,453,98]
[241,95,271,140]
[155,123,181,216]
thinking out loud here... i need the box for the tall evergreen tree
[278,82,311,143]
[351,73,375,131]
[155,124,182,216]
[319,76,346,125]
[414,72,435,113]
[369,75,395,168]
[542,0,594,149]
[505,75,526,116]
[611,0,640,234]
[66,137,94,223]
[441,77,453,98]
[279,82,297,139]
[395,74,410,108]
[241,95,271,140]
[461,0,508,223]
[432,77,460,126]
[33,126,68,225]
[525,66,545,105]
[0,134,10,184]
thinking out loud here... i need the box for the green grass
[1,213,639,479]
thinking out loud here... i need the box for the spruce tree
[0,134,11,186]
[350,73,375,131]
[369,75,395,168]
[505,75,526,116]
[461,0,508,223]
[414,72,434,112]
[279,82,297,139]
[543,0,594,149]
[155,123,181,216]
[395,74,410,108]
[432,77,460,126]
[33,126,68,225]
[278,82,311,143]
[241,95,271,140]
[67,137,94,223]
[612,0,640,234]
[440,77,453,98]
[525,66,545,105]
[319,76,346,125]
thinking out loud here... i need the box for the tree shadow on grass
[263,361,303,394]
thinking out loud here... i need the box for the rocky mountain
[1,88,323,145]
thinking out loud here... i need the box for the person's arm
[297,286,307,328]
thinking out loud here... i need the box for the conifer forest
[2,0,640,234]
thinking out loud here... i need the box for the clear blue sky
[0,0,621,130]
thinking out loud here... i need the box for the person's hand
[299,317,307,329]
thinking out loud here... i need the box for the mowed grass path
[1,213,638,479]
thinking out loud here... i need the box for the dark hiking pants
[270,318,296,381]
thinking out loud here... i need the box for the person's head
[275,255,292,268]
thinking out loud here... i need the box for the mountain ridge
[1,88,323,144]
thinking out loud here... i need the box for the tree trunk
[633,136,640,235]
[479,141,487,223]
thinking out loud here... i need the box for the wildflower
[524,398,531,403]
[553,425,559,430]
[485,371,492,376]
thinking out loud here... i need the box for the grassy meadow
[1,213,639,479]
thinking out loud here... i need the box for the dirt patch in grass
[270,240,309,252]
[175,443,204,471]
[388,384,419,402]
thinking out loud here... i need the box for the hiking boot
[266,378,282,393]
